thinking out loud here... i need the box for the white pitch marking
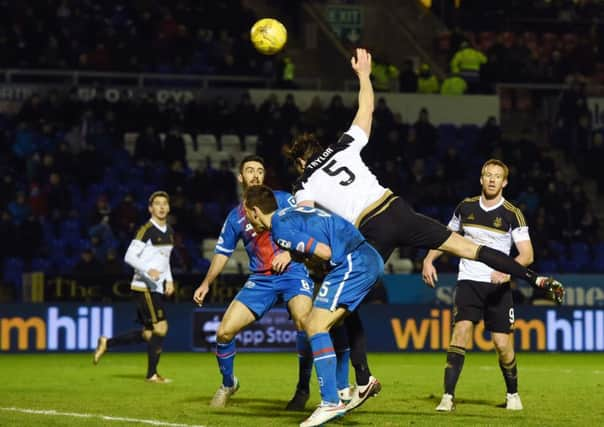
[0,407,206,427]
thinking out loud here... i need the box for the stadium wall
[1,303,602,353]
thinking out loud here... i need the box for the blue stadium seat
[2,257,24,287]
[548,240,567,257]
[30,257,53,273]
[569,242,590,257]
[54,257,78,275]
[536,258,558,273]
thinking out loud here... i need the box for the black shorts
[453,280,514,333]
[134,290,167,328]
[359,197,452,262]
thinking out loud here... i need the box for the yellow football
[251,18,287,55]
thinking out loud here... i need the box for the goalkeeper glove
[535,277,565,305]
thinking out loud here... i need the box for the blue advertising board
[359,305,604,352]
[1,303,602,353]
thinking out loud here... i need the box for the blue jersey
[270,206,366,266]
[215,190,307,276]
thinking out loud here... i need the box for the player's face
[148,196,170,221]
[239,161,265,189]
[480,164,507,199]
[243,203,266,232]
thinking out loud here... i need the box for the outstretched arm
[351,48,374,138]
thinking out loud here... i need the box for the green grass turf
[0,352,602,426]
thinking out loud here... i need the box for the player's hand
[421,261,438,288]
[536,277,565,305]
[272,251,292,273]
[491,271,511,285]
[147,269,161,281]
[165,281,175,297]
[351,48,372,79]
[193,282,210,306]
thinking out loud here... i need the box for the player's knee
[216,324,236,343]
[153,320,168,337]
[493,336,513,359]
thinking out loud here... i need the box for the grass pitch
[0,352,602,426]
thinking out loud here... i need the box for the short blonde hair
[481,159,509,179]
[148,191,169,205]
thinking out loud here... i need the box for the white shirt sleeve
[447,213,462,232]
[511,226,530,242]
[294,187,315,205]
[124,239,151,273]
[345,125,369,152]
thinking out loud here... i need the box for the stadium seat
[385,249,413,274]
[220,134,241,152]
[30,257,53,273]
[202,238,218,260]
[2,257,24,287]
[537,258,559,274]
[123,132,139,156]
[243,135,259,153]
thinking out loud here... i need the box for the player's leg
[330,323,352,401]
[372,199,563,300]
[285,291,314,411]
[487,285,522,410]
[305,306,350,406]
[210,277,276,407]
[146,319,169,383]
[437,281,482,412]
[93,328,144,365]
[301,243,383,427]
[93,294,147,365]
[141,291,170,382]
[343,311,381,411]
[439,233,564,300]
[215,300,255,382]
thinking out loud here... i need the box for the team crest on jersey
[278,239,291,249]
[296,242,305,252]
[244,223,257,237]
[493,216,503,228]
[467,213,475,221]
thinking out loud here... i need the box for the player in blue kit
[243,184,384,427]
[193,155,314,408]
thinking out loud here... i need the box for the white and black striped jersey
[124,219,174,294]
[448,196,530,283]
[293,125,389,226]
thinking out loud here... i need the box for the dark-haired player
[93,191,174,383]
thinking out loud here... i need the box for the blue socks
[310,332,339,404]
[215,340,236,387]
[296,331,313,393]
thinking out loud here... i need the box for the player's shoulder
[456,195,480,211]
[273,190,295,205]
[501,199,527,225]
[134,221,153,240]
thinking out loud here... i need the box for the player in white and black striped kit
[423,159,529,411]
[93,191,175,383]
[286,48,564,411]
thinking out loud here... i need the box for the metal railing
[0,69,322,90]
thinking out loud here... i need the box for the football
[250,18,287,55]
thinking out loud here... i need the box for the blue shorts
[234,272,313,318]
[314,242,384,312]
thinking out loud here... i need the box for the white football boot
[436,393,455,412]
[506,392,523,410]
